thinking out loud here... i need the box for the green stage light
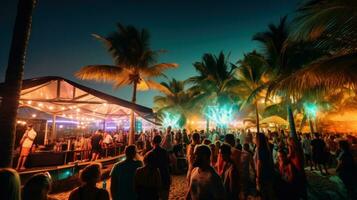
[205,105,234,128]
[162,112,181,129]
[304,102,317,117]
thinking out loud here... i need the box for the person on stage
[16,124,37,171]
[91,130,104,161]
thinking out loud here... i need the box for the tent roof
[260,115,288,125]
[0,76,156,122]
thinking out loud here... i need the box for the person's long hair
[287,137,304,171]
[0,168,21,200]
[23,173,52,200]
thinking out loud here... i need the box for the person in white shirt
[103,132,113,148]
[17,124,37,170]
[186,144,225,200]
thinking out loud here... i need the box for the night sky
[1,0,300,107]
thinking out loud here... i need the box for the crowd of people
[2,126,357,200]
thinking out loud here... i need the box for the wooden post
[44,121,48,145]
[52,114,57,140]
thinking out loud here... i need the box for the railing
[13,143,126,168]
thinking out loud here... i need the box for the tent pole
[52,114,57,141]
[44,121,48,145]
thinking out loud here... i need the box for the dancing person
[110,145,142,200]
[311,133,329,175]
[83,135,92,160]
[336,140,357,200]
[187,132,201,180]
[17,124,37,170]
[147,135,171,200]
[182,129,190,145]
[102,132,113,148]
[186,145,225,200]
[91,130,104,161]
[277,149,299,200]
[222,134,242,174]
[254,133,275,200]
[210,143,218,167]
[0,168,21,200]
[134,152,162,200]
[23,172,58,200]
[69,163,109,200]
[219,143,240,200]
[161,127,177,174]
[301,134,313,170]
[236,138,243,150]
[287,137,307,199]
[241,142,255,199]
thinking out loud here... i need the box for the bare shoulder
[68,187,80,200]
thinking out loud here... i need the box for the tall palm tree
[187,52,240,132]
[254,16,323,140]
[274,0,357,95]
[153,78,195,128]
[235,51,270,133]
[0,0,36,167]
[76,23,178,144]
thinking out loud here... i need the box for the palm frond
[145,80,173,95]
[291,0,357,51]
[75,65,130,86]
[141,63,178,77]
[274,52,357,96]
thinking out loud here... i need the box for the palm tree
[76,23,178,144]
[292,0,357,51]
[153,78,195,128]
[274,0,357,96]
[187,52,240,132]
[0,0,37,167]
[254,16,323,140]
[235,51,270,133]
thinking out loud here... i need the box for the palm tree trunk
[206,117,209,134]
[255,101,260,133]
[287,105,297,140]
[0,0,36,167]
[308,116,314,133]
[129,81,138,145]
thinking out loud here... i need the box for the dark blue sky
[1,0,300,107]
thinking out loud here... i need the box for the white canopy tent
[0,76,157,143]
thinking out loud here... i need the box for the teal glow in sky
[0,0,300,107]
